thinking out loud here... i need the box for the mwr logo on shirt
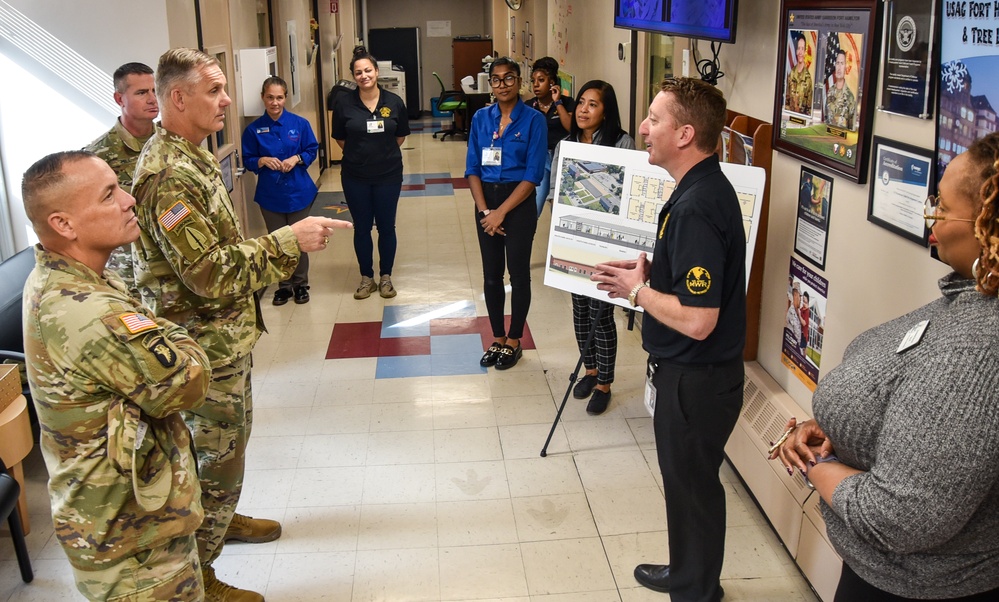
[380,106,391,118]
[685,267,711,295]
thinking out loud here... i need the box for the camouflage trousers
[73,534,202,601]
[184,354,253,568]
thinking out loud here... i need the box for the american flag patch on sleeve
[158,200,192,231]
[119,312,159,334]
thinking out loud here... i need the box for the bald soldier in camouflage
[21,150,210,601]
[132,47,349,602]
[84,62,159,298]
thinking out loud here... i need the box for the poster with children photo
[781,257,829,392]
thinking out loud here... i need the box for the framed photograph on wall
[867,136,934,245]
[772,0,882,183]
[794,166,833,269]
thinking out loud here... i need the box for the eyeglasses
[489,74,519,88]
[923,195,977,229]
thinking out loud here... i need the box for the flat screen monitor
[614,0,739,44]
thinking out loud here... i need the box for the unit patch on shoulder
[380,106,392,118]
[119,312,158,334]
[144,335,177,368]
[158,200,192,231]
[685,267,711,295]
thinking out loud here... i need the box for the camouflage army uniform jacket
[23,245,209,570]
[785,66,813,114]
[132,125,300,368]
[85,119,151,297]
[825,82,857,130]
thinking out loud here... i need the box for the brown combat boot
[223,513,282,543]
[202,566,264,602]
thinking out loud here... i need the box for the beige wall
[704,0,944,411]
[367,0,490,110]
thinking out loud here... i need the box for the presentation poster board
[543,142,766,309]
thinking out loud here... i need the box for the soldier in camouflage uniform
[21,150,210,601]
[785,35,813,114]
[825,49,857,130]
[132,48,349,602]
[84,62,159,298]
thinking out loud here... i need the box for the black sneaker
[586,389,612,415]
[294,285,310,304]
[573,374,598,399]
[273,288,293,306]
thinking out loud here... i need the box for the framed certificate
[867,136,933,245]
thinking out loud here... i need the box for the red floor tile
[379,336,432,357]
[429,317,480,336]
[401,184,426,191]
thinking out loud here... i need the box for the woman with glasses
[465,57,547,370]
[526,56,573,217]
[772,134,999,601]
[332,45,410,300]
[551,80,634,414]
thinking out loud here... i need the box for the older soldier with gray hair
[84,61,159,297]
[22,150,210,601]
[132,47,349,601]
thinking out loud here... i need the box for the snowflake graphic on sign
[942,60,968,94]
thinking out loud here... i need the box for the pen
[768,424,796,455]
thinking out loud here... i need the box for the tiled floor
[0,121,819,601]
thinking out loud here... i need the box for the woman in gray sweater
[773,134,999,601]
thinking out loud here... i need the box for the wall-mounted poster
[937,0,999,183]
[794,166,833,269]
[867,136,934,244]
[543,142,766,308]
[781,257,829,391]
[772,0,882,183]
[878,0,936,119]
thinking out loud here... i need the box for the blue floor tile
[431,353,487,376]
[376,355,433,379]
[431,333,484,355]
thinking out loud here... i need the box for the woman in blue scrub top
[242,75,319,305]
[465,57,547,370]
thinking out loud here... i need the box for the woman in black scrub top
[332,45,410,300]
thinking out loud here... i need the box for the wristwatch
[628,282,648,307]
[478,209,491,219]
[804,453,839,489]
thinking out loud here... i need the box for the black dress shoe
[634,564,671,593]
[480,343,503,367]
[294,285,310,304]
[273,288,293,306]
[586,389,612,415]
[494,343,522,370]
[572,374,598,399]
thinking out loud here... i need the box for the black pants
[476,182,537,339]
[652,355,744,602]
[260,204,314,289]
[342,175,402,278]
[835,563,999,602]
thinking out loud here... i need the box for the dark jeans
[260,204,313,289]
[477,182,537,340]
[835,563,999,602]
[652,355,743,602]
[341,175,402,278]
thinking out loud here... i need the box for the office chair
[1,457,33,582]
[431,72,467,141]
[0,247,34,393]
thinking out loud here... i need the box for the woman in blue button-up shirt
[242,76,319,306]
[465,57,546,370]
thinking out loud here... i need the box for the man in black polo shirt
[593,77,745,602]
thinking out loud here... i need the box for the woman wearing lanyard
[332,45,410,300]
[465,57,546,370]
[242,75,319,305]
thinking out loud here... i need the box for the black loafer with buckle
[494,344,522,370]
[480,343,504,367]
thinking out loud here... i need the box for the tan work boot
[203,566,264,602]
[354,276,377,299]
[224,512,282,543]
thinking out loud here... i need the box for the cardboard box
[0,363,21,413]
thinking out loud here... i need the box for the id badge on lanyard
[482,147,502,166]
[367,120,385,134]
[644,360,657,418]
